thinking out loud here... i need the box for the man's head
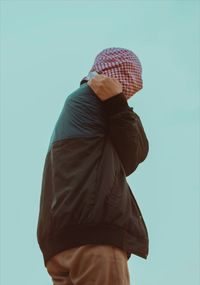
[80,47,143,100]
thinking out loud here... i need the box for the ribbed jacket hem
[39,224,148,267]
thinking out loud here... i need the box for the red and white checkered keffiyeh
[80,47,143,100]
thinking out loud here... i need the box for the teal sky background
[1,1,199,284]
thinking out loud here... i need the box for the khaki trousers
[46,244,131,285]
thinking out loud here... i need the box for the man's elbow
[140,137,149,163]
[124,139,149,176]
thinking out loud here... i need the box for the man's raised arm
[87,74,149,176]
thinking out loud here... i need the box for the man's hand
[87,74,123,101]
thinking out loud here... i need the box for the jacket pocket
[128,186,149,239]
[105,169,123,207]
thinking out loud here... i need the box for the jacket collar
[80,71,99,86]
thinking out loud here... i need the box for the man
[37,47,149,285]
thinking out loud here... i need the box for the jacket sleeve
[101,92,149,176]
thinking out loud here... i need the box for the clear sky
[1,1,199,284]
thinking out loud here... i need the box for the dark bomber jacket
[37,80,149,267]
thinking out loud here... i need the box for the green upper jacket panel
[47,83,108,153]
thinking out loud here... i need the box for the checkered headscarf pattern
[81,47,143,100]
